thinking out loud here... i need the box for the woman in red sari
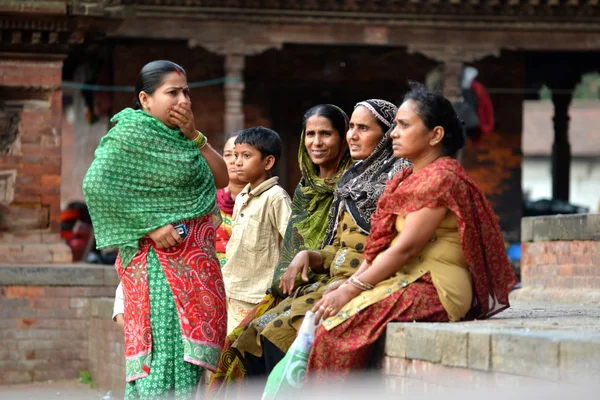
[308,83,517,379]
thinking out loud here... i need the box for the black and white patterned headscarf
[322,99,411,246]
[355,99,398,129]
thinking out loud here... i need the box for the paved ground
[1,300,599,399]
[0,380,107,400]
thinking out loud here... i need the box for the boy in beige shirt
[223,127,292,333]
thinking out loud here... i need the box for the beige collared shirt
[223,176,292,303]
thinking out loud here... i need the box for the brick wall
[521,241,600,290]
[516,214,600,302]
[88,299,125,398]
[0,58,71,264]
[0,265,118,385]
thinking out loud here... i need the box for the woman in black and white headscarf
[208,99,411,387]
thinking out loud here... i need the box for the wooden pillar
[224,53,246,133]
[550,89,573,202]
[408,45,500,103]
[442,57,464,103]
[192,37,282,138]
[407,45,500,162]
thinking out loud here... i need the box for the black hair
[235,126,282,169]
[403,81,465,157]
[133,60,186,110]
[225,130,242,142]
[302,104,349,139]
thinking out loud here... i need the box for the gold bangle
[193,130,208,149]
[350,275,374,291]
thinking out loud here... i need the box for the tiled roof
[523,100,600,156]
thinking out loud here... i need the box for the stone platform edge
[521,213,600,242]
[384,321,600,385]
[0,263,119,286]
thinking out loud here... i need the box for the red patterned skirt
[307,273,449,381]
[117,214,227,382]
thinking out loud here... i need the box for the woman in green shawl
[207,104,352,396]
[83,60,228,400]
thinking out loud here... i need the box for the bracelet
[192,130,208,149]
[348,279,365,291]
[349,275,375,291]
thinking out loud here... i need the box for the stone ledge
[510,287,600,304]
[384,301,600,384]
[0,264,119,286]
[521,213,600,242]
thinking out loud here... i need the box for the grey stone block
[0,264,114,286]
[491,331,560,380]
[385,323,407,358]
[468,330,491,371]
[521,217,534,242]
[438,329,468,367]
[559,339,600,384]
[405,324,441,363]
[521,213,600,242]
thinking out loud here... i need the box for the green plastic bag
[261,311,318,400]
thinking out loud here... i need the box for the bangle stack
[192,130,208,149]
[348,275,375,291]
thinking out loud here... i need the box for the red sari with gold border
[307,158,517,379]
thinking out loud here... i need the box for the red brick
[571,241,593,254]
[41,233,61,243]
[6,287,45,298]
[29,298,71,309]
[0,370,32,384]
[575,254,593,266]
[11,194,42,203]
[44,287,115,298]
[18,319,37,329]
[541,253,557,265]
[537,264,559,275]
[558,264,573,277]
[40,174,61,186]
[406,359,431,380]
[525,242,544,255]
[12,232,42,243]
[384,356,409,377]
[41,155,61,166]
[547,241,571,254]
[22,163,61,176]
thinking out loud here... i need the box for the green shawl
[82,108,216,268]
[269,127,352,298]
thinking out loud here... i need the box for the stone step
[383,300,600,388]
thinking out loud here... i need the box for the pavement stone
[0,379,105,400]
